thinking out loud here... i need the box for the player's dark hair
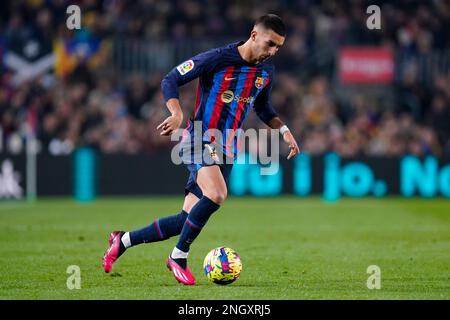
[254,14,286,37]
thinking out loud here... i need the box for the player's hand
[282,130,300,160]
[157,113,183,136]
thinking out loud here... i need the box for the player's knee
[206,189,227,205]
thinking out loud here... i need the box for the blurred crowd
[265,73,450,157]
[0,0,449,157]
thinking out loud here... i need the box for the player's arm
[253,78,300,160]
[158,49,220,136]
[266,116,300,160]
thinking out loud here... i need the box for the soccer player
[102,14,300,285]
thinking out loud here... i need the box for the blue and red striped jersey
[161,41,278,161]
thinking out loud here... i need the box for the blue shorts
[180,140,234,198]
[185,163,234,199]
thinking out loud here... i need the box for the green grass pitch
[0,197,449,299]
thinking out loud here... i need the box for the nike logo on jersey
[225,76,236,81]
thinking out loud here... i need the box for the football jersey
[161,41,278,163]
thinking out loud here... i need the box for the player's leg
[102,193,200,273]
[124,192,199,246]
[182,192,201,213]
[168,165,226,283]
[176,165,227,253]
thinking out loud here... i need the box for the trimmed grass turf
[0,197,449,299]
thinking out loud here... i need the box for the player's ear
[250,30,257,41]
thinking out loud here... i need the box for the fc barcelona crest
[255,77,265,89]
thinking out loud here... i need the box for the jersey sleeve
[253,72,278,125]
[161,48,221,101]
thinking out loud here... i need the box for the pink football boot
[166,256,196,285]
[102,231,125,273]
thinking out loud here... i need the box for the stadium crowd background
[0,0,449,158]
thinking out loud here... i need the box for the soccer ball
[203,246,242,285]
